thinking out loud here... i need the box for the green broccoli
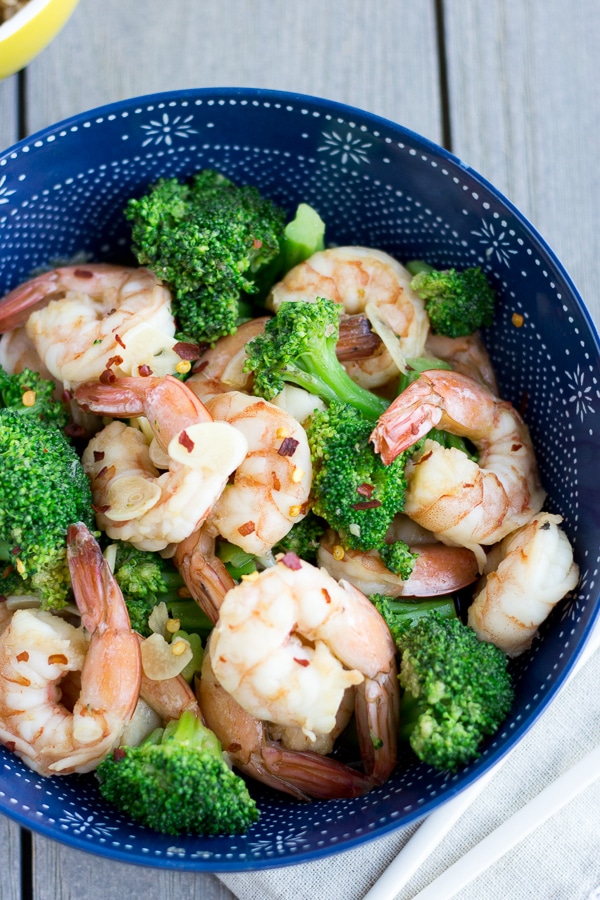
[393,612,514,771]
[0,364,69,429]
[96,709,259,836]
[0,410,94,608]
[111,543,186,636]
[272,511,328,564]
[125,169,286,343]
[378,541,419,579]
[370,593,457,641]
[244,297,389,421]
[407,260,496,337]
[111,542,213,639]
[306,401,411,553]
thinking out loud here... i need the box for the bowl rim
[0,84,599,870]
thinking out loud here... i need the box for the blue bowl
[0,87,599,871]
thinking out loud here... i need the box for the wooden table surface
[0,1,598,898]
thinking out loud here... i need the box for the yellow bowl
[0,0,79,80]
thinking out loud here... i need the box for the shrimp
[0,264,184,389]
[209,556,399,785]
[317,529,479,598]
[187,317,269,402]
[203,390,313,557]
[370,370,546,563]
[0,523,141,776]
[268,246,429,388]
[425,331,499,395]
[173,523,236,625]
[198,642,375,800]
[78,376,249,551]
[467,512,579,656]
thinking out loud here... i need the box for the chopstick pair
[363,634,600,900]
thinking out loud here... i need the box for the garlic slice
[105,475,161,521]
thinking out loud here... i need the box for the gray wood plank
[24,0,443,144]
[0,73,18,150]
[443,0,600,323]
[33,834,233,900]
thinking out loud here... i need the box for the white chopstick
[409,741,600,899]
[363,631,600,900]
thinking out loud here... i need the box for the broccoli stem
[405,260,434,277]
[280,202,325,271]
[379,596,457,627]
[284,354,389,421]
[166,598,214,639]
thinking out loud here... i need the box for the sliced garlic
[168,421,248,473]
[140,632,193,680]
[104,475,161,521]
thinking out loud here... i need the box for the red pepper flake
[511,442,523,452]
[11,545,21,556]
[174,341,203,360]
[192,359,209,374]
[106,308,117,316]
[356,483,374,498]
[272,472,281,492]
[351,499,383,510]
[92,503,111,514]
[73,268,94,279]
[96,465,109,479]
[0,595,6,604]
[294,657,310,667]
[138,364,153,377]
[115,334,126,350]
[281,551,302,570]
[113,747,126,762]
[93,450,105,462]
[99,368,116,385]
[5,741,15,753]
[61,389,72,403]
[238,521,256,537]
[322,588,331,604]
[178,430,195,452]
[16,651,29,663]
[278,437,299,457]
[253,238,263,250]
[106,355,123,368]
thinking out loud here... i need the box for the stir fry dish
[0,170,580,836]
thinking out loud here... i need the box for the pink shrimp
[370,370,546,562]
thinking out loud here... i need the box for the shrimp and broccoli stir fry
[0,168,579,836]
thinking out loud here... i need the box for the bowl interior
[0,87,599,871]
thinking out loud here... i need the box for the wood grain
[22,0,443,142]
[0,73,18,149]
[443,0,600,322]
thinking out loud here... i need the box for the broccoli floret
[96,709,259,836]
[370,594,457,643]
[244,297,389,421]
[306,401,410,552]
[394,612,514,771]
[111,543,186,636]
[378,541,419,579]
[0,411,94,608]
[0,364,69,429]
[272,511,327,564]
[407,260,495,337]
[125,169,286,344]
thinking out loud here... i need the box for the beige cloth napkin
[217,637,600,900]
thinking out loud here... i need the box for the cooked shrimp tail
[198,642,374,800]
[0,523,141,776]
[371,370,546,555]
[173,524,235,625]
